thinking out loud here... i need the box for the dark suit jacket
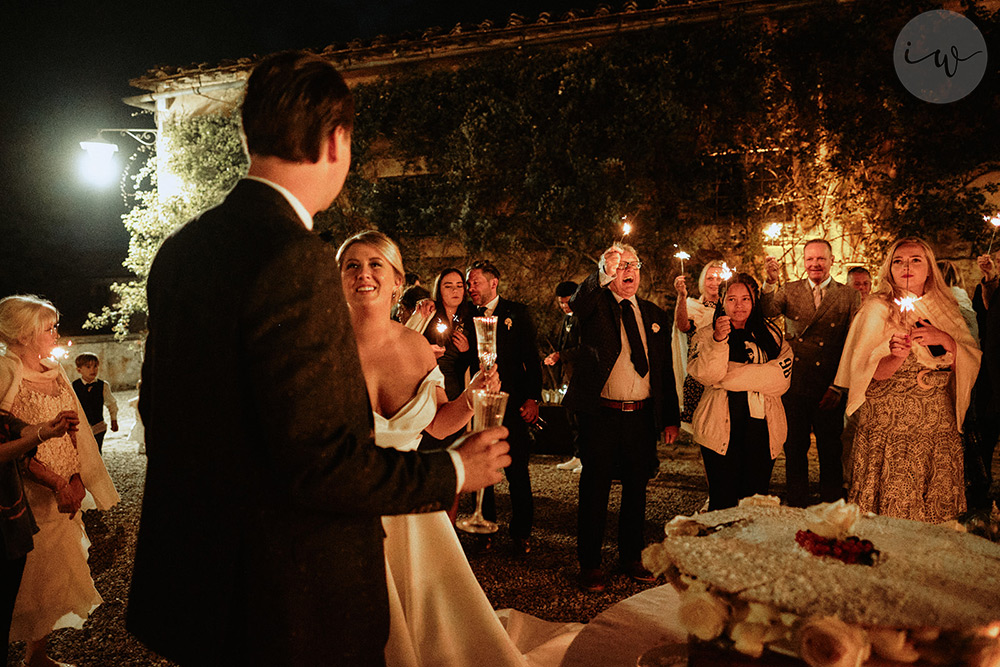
[760,278,860,400]
[127,180,457,666]
[563,271,680,432]
[554,313,581,386]
[489,297,543,408]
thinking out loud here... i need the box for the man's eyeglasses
[619,261,642,271]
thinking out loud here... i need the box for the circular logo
[894,10,988,104]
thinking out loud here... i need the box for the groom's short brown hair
[241,51,355,163]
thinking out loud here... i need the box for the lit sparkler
[987,214,1000,255]
[719,262,734,281]
[674,250,691,273]
[894,295,919,315]
[616,215,632,247]
[763,223,782,241]
[50,344,71,360]
[435,321,448,346]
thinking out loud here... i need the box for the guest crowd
[1,50,998,666]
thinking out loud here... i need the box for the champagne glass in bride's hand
[456,389,509,535]
[473,316,498,372]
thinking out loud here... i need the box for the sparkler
[434,321,448,346]
[987,214,1000,255]
[763,223,782,241]
[674,250,691,273]
[616,215,632,247]
[719,262,734,281]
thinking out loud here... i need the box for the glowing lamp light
[763,223,782,241]
[78,140,120,188]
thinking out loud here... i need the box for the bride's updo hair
[336,230,405,281]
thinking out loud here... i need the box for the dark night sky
[0,0,588,332]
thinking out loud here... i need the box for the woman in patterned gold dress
[835,238,981,523]
[0,295,119,667]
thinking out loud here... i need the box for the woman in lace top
[0,295,119,667]
[834,239,981,522]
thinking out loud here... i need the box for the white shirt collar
[810,275,833,290]
[482,295,500,315]
[245,176,313,231]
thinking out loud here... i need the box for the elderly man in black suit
[467,259,543,556]
[761,239,860,507]
[127,51,510,666]
[565,244,680,593]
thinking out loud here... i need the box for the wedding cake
[641,497,1000,667]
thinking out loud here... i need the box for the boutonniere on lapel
[651,323,661,334]
[505,317,513,330]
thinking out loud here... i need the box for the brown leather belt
[599,398,648,412]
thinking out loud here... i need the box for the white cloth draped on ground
[375,367,579,666]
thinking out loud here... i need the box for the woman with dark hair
[688,273,793,510]
[836,238,980,522]
[406,269,478,450]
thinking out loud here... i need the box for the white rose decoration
[798,617,870,667]
[730,622,768,658]
[641,542,673,577]
[664,515,704,537]
[869,628,919,663]
[804,499,859,539]
[678,582,729,641]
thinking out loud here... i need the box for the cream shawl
[0,349,120,510]
[833,292,981,430]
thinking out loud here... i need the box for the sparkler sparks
[719,262,734,281]
[763,223,782,241]
[987,214,1000,254]
[674,250,691,273]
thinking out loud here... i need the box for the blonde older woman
[835,238,981,523]
[672,260,726,429]
[0,295,118,667]
[336,231,524,667]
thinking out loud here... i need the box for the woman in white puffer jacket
[689,273,793,510]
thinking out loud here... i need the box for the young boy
[72,353,118,452]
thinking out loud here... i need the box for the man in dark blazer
[467,259,543,555]
[564,244,680,593]
[546,281,583,471]
[127,51,510,666]
[761,239,860,507]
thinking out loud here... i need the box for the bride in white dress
[337,231,527,667]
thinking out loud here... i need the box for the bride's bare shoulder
[394,322,437,363]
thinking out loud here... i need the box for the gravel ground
[8,391,998,666]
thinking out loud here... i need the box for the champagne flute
[456,389,508,534]
[474,316,497,372]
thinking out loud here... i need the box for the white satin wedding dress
[376,367,527,667]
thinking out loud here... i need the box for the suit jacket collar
[800,278,845,334]
[244,176,313,229]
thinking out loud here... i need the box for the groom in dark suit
[127,51,510,666]
[467,259,543,555]
[565,244,680,593]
